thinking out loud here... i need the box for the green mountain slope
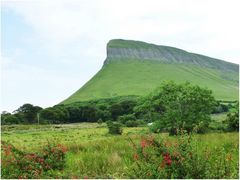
[62,39,239,104]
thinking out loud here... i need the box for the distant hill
[62,39,239,104]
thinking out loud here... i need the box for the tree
[224,102,239,131]
[3,115,19,124]
[39,107,69,124]
[15,104,42,123]
[110,103,124,120]
[138,81,216,135]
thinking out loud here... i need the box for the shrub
[212,103,229,114]
[118,114,136,124]
[128,131,238,179]
[1,141,68,179]
[125,120,138,127]
[136,119,146,126]
[107,121,122,135]
[97,118,103,124]
[224,102,239,132]
[225,113,239,131]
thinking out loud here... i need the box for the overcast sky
[1,0,240,112]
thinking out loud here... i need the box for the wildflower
[163,153,172,166]
[37,157,44,164]
[141,139,147,148]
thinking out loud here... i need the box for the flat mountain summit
[106,39,238,72]
[62,39,239,104]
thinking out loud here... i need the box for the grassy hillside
[63,59,238,104]
[62,39,238,104]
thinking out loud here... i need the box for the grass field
[63,60,238,104]
[2,122,239,178]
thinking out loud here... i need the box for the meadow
[1,122,239,179]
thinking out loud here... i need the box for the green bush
[107,121,122,135]
[97,118,103,124]
[118,114,136,124]
[128,131,238,179]
[212,102,229,114]
[225,113,239,131]
[136,119,146,126]
[224,102,239,132]
[125,120,138,127]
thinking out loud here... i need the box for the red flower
[37,157,44,164]
[163,153,172,166]
[141,139,147,148]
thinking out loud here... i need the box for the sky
[1,0,240,112]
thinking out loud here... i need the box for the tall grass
[1,124,239,178]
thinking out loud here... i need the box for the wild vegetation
[1,82,236,128]
[1,124,239,179]
[1,82,239,178]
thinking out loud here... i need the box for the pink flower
[141,140,147,148]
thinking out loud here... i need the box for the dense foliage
[1,82,238,135]
[224,102,239,131]
[135,82,216,134]
[1,104,42,125]
[1,96,138,125]
[129,131,238,179]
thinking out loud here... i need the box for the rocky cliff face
[104,39,238,72]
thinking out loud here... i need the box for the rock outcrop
[104,39,238,72]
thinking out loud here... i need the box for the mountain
[62,39,239,104]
